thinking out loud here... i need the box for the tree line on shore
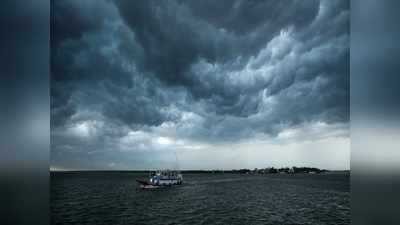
[50,167,331,174]
[180,167,328,174]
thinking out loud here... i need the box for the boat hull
[136,179,182,189]
[140,184,161,189]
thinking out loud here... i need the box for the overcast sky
[51,0,349,171]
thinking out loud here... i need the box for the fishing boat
[136,170,183,189]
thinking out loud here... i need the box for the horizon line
[49,168,350,172]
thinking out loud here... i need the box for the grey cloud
[51,0,349,169]
[187,0,319,35]
[113,0,320,86]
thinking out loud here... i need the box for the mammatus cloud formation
[51,0,349,170]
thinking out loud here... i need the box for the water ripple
[51,173,349,225]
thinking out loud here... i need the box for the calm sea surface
[51,172,349,225]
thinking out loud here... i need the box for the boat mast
[174,150,180,172]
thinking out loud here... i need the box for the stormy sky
[50,0,349,170]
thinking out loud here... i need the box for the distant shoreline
[50,169,350,174]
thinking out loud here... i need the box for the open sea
[51,172,350,225]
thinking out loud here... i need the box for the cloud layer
[51,0,349,170]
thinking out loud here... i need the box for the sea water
[51,172,350,225]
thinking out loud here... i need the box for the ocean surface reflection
[51,172,349,225]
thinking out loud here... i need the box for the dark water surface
[51,172,349,225]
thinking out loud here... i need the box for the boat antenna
[174,150,180,172]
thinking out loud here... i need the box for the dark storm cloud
[51,0,169,128]
[113,0,348,122]
[187,0,319,35]
[51,0,117,48]
[51,0,349,165]
[114,0,319,86]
